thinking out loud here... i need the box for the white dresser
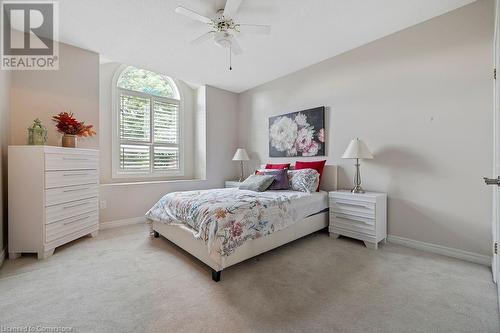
[329,190,387,249]
[8,146,99,259]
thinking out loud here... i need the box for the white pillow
[287,169,319,193]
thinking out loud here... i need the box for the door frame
[494,0,500,306]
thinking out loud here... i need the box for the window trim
[111,65,184,179]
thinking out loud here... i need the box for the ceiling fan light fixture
[214,32,232,48]
[175,0,271,69]
[215,39,231,48]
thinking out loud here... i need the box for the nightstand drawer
[225,181,242,188]
[331,216,375,235]
[330,203,375,219]
[330,226,378,242]
[331,212,375,226]
[329,198,375,217]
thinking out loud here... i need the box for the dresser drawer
[45,184,98,206]
[45,170,98,189]
[45,153,98,171]
[45,211,98,243]
[46,197,98,224]
[331,215,375,236]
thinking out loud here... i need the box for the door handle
[484,177,500,186]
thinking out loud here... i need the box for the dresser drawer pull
[62,187,90,193]
[62,173,88,177]
[62,202,91,209]
[334,200,373,209]
[63,215,90,226]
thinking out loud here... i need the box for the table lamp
[342,138,373,193]
[233,148,250,182]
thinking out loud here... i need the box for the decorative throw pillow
[295,160,326,191]
[239,174,275,192]
[288,169,320,193]
[256,169,289,190]
[265,163,291,170]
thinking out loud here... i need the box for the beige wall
[10,42,99,148]
[0,69,11,258]
[99,85,239,222]
[238,0,494,255]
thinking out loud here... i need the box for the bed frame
[151,165,337,282]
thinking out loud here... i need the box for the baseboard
[99,216,146,230]
[0,248,5,267]
[387,235,491,267]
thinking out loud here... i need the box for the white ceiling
[58,0,476,93]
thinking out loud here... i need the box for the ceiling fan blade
[174,6,212,24]
[223,0,242,18]
[230,38,243,55]
[237,24,271,35]
[190,32,215,45]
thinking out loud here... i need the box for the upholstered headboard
[259,164,337,191]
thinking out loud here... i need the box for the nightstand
[329,190,387,249]
[225,180,242,188]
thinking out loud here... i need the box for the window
[112,65,183,178]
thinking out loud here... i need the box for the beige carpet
[0,223,498,333]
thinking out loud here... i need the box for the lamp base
[351,185,365,194]
[351,159,366,194]
[238,161,244,182]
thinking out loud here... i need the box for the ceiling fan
[174,0,271,70]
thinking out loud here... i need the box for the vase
[62,134,77,148]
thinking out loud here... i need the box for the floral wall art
[269,106,325,157]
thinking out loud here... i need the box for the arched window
[112,65,182,178]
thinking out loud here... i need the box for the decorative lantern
[28,119,48,145]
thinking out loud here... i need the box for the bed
[146,165,337,281]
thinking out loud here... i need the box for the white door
[485,0,500,309]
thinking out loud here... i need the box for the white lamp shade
[342,138,373,159]
[232,148,249,161]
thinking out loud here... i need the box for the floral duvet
[146,188,311,256]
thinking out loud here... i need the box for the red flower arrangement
[52,112,96,137]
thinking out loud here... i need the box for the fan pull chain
[229,44,232,71]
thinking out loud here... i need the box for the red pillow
[265,163,291,170]
[294,160,326,191]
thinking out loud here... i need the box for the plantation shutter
[119,144,150,170]
[118,92,180,173]
[119,93,151,170]
[154,147,179,171]
[120,94,150,141]
[154,100,178,143]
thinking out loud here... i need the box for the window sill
[100,178,207,187]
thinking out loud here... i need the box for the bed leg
[153,231,159,238]
[211,269,221,282]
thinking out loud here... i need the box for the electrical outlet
[100,200,107,209]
